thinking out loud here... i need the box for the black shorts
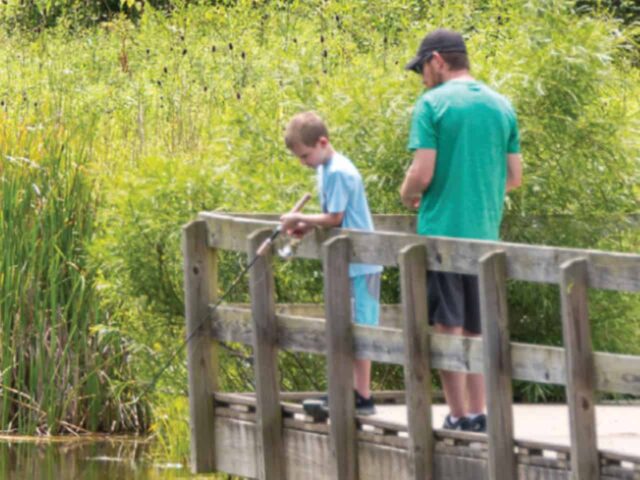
[427,271,481,335]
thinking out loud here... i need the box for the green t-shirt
[408,79,520,240]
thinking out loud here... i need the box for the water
[0,436,198,480]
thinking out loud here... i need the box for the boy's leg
[351,273,380,400]
[354,358,372,398]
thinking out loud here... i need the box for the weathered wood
[323,236,358,480]
[213,413,640,480]
[398,244,434,480]
[478,250,516,480]
[199,213,640,292]
[213,306,640,395]
[248,228,284,480]
[182,220,218,473]
[229,213,417,233]
[560,258,599,480]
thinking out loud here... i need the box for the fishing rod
[133,193,312,403]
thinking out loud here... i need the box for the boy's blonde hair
[284,111,329,149]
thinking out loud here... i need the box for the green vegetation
[0,0,638,468]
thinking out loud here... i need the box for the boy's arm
[400,149,436,208]
[280,212,343,233]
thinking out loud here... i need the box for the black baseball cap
[405,29,467,74]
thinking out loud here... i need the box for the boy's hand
[280,212,301,231]
[289,222,312,238]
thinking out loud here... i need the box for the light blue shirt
[317,152,383,278]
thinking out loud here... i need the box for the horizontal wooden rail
[213,305,640,396]
[199,213,640,292]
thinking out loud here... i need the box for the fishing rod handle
[289,192,312,214]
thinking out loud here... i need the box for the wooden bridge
[182,213,640,480]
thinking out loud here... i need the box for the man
[400,29,523,432]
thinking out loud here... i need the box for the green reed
[0,121,148,433]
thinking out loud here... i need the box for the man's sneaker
[463,413,487,433]
[354,390,376,416]
[442,414,471,430]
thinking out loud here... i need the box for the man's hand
[400,149,436,208]
[402,195,421,209]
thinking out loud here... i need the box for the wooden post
[478,250,516,480]
[183,220,218,473]
[398,244,434,480]
[323,235,358,480]
[560,257,599,480]
[248,228,284,480]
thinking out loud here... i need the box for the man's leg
[462,275,485,416]
[434,323,467,418]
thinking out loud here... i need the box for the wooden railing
[183,213,640,480]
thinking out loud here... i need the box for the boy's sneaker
[302,391,376,419]
[442,414,471,431]
[463,413,487,433]
[354,390,376,416]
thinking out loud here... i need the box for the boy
[280,111,382,415]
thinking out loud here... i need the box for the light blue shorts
[350,273,381,326]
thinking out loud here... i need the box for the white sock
[448,415,460,423]
[467,412,483,420]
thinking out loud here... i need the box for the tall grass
[0,118,149,433]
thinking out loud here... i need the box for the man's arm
[506,153,522,192]
[400,149,436,208]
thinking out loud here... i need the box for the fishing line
[132,193,311,404]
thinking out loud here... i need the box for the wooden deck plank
[213,409,640,480]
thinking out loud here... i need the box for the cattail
[241,51,246,60]
[212,45,216,52]
[293,37,297,44]
[182,48,187,56]
[320,35,324,43]
[163,66,168,74]
[323,49,328,58]
[146,48,150,55]
[157,80,162,86]
[229,42,234,50]
[203,86,208,92]
[236,92,241,100]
